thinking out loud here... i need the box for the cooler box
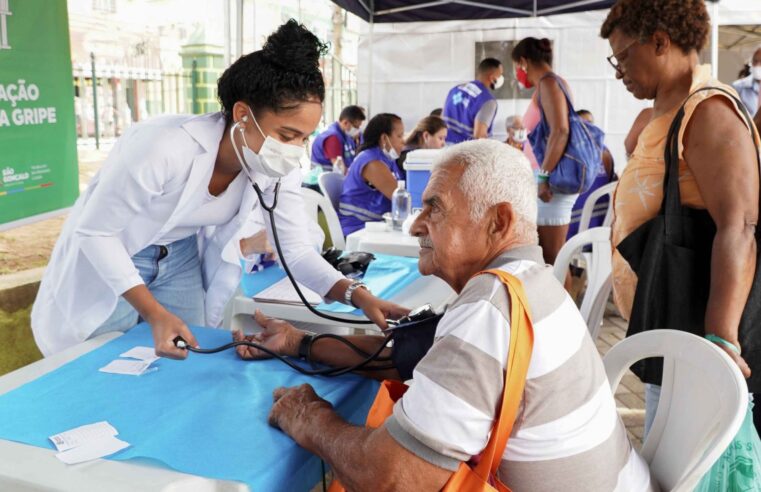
[405,149,443,208]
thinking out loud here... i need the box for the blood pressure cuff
[390,313,444,380]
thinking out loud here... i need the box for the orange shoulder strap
[469,269,535,480]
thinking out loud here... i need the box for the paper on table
[56,435,130,465]
[253,277,322,306]
[119,346,159,362]
[49,421,117,452]
[99,359,155,376]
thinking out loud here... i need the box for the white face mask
[753,66,761,81]
[492,74,505,90]
[513,129,528,142]
[382,135,400,160]
[347,126,360,138]
[231,107,305,180]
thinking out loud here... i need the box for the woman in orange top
[601,0,760,434]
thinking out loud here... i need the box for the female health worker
[32,20,408,359]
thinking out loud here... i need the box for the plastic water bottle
[391,180,411,231]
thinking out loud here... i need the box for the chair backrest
[318,172,344,212]
[553,227,612,337]
[301,187,346,249]
[578,181,617,234]
[585,273,611,341]
[603,330,748,491]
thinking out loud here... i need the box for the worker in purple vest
[310,105,366,172]
[338,113,405,236]
[441,58,504,144]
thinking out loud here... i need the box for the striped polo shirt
[385,246,656,491]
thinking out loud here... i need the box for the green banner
[0,0,78,227]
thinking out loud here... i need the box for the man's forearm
[307,334,399,381]
[705,225,757,343]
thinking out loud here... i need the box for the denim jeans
[644,383,662,438]
[90,235,205,338]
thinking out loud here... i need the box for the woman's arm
[624,108,653,157]
[537,77,570,174]
[362,160,399,199]
[683,96,758,376]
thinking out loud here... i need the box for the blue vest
[338,146,404,236]
[442,80,496,144]
[311,122,358,171]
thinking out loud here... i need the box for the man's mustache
[418,236,433,248]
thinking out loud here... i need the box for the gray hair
[505,115,521,129]
[434,140,538,244]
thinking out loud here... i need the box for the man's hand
[269,384,333,442]
[233,310,303,360]
[351,287,410,329]
[711,340,752,378]
[148,310,198,360]
[538,181,553,203]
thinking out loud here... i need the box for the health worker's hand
[538,181,553,203]
[148,310,198,360]
[351,287,410,330]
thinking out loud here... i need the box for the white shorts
[536,191,579,226]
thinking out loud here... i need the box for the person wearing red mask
[511,37,575,266]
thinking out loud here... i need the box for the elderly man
[235,140,654,491]
[504,114,527,150]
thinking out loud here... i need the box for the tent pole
[224,0,231,66]
[368,9,374,116]
[711,0,719,79]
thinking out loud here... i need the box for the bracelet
[705,334,741,355]
[537,169,550,183]
[297,332,316,360]
[344,281,369,308]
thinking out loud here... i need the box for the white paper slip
[119,346,159,362]
[56,435,130,465]
[49,421,118,452]
[253,277,322,306]
[99,359,155,376]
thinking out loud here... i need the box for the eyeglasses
[607,40,637,74]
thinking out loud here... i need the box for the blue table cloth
[241,253,421,316]
[0,324,379,491]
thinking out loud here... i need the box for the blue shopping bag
[695,399,761,491]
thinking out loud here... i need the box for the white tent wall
[357,11,647,172]
[355,2,761,173]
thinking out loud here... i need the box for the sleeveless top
[612,64,761,319]
[338,146,404,236]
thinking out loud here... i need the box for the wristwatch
[297,332,316,361]
[344,281,370,308]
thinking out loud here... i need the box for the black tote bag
[617,87,761,392]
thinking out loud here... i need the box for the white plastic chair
[318,171,344,212]
[301,187,345,249]
[553,226,612,337]
[578,181,617,234]
[603,330,748,491]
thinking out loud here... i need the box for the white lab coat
[32,112,344,356]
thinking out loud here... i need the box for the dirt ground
[0,149,107,275]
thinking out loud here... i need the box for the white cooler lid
[404,148,443,170]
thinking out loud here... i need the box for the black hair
[339,105,366,122]
[511,37,553,66]
[478,57,503,74]
[739,63,751,79]
[430,108,443,117]
[359,113,402,153]
[217,19,329,122]
[577,109,593,117]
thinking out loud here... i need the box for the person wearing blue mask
[732,46,761,118]
[32,20,408,360]
[310,105,366,172]
[338,113,405,236]
[442,58,504,144]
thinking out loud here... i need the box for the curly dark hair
[600,0,709,54]
[217,19,329,121]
